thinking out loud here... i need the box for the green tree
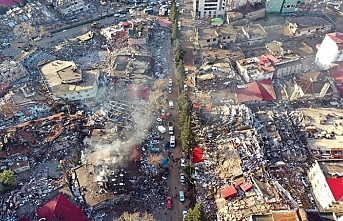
[0,170,16,186]
[185,203,206,221]
[169,0,178,23]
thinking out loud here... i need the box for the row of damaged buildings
[189,15,343,104]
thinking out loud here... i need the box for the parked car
[180,173,185,183]
[180,158,186,167]
[168,78,172,87]
[164,141,170,150]
[167,197,172,209]
[179,191,185,202]
[168,87,172,94]
[183,211,188,220]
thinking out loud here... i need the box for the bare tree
[13,22,37,40]
[116,212,140,221]
[141,212,155,221]
[147,154,163,166]
[38,26,48,37]
[115,212,155,221]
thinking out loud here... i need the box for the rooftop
[215,24,237,36]
[286,16,332,29]
[271,210,301,221]
[198,27,217,40]
[39,60,98,96]
[327,32,343,50]
[242,24,267,39]
[235,79,276,103]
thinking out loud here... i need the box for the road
[166,2,194,220]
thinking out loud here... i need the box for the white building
[308,160,343,216]
[193,0,226,19]
[315,32,343,70]
[236,55,275,83]
[38,60,99,101]
[53,0,90,15]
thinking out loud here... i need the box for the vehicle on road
[150,147,160,153]
[168,78,172,87]
[183,211,188,220]
[180,158,186,167]
[179,191,185,202]
[170,135,175,148]
[168,121,174,135]
[180,173,185,183]
[168,87,172,94]
[184,84,188,91]
[164,141,170,150]
[167,197,172,209]
[161,109,166,115]
[169,100,174,109]
[91,22,104,29]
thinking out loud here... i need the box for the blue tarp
[160,158,168,166]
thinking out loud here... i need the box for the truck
[157,125,166,134]
[168,121,174,135]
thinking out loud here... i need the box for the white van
[169,100,174,109]
[157,125,166,134]
[179,191,185,202]
[170,135,175,147]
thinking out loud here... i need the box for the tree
[115,212,155,221]
[185,203,205,221]
[169,0,178,22]
[38,26,48,37]
[0,170,16,186]
[13,22,37,40]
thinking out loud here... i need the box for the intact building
[195,24,237,48]
[52,0,90,15]
[265,0,300,13]
[315,32,343,70]
[308,160,343,216]
[193,0,226,19]
[38,60,99,101]
[236,55,275,83]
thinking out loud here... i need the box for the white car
[180,173,185,183]
[183,211,188,220]
[114,13,121,17]
[168,87,172,94]
[180,158,186,167]
[168,78,173,87]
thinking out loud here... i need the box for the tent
[221,185,237,200]
[192,147,203,163]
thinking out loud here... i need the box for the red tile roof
[327,32,343,50]
[0,0,23,6]
[36,193,88,221]
[235,79,276,103]
[329,68,343,96]
[326,178,343,201]
[221,185,237,200]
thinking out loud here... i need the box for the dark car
[164,141,170,150]
[91,22,104,29]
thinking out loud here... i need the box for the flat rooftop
[215,24,237,36]
[198,28,217,40]
[287,16,331,28]
[301,108,343,150]
[318,160,343,178]
[242,24,267,38]
[39,60,98,96]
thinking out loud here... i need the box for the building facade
[195,24,237,47]
[236,56,275,83]
[193,0,226,19]
[315,32,343,70]
[308,161,343,216]
[53,0,90,15]
[287,17,332,38]
[266,0,300,13]
[38,60,99,101]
